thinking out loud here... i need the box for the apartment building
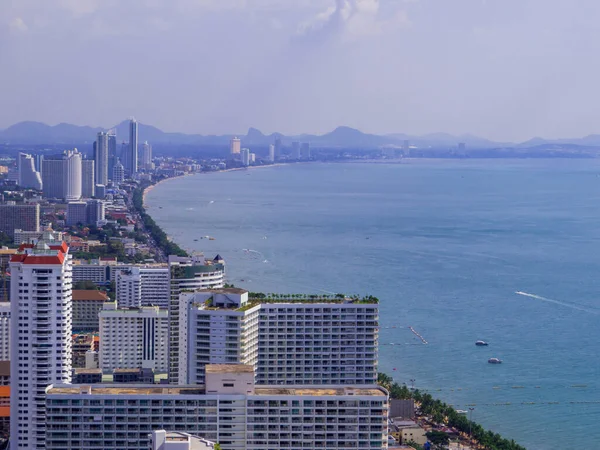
[9,230,72,449]
[72,289,109,331]
[14,229,64,246]
[0,303,9,361]
[0,202,39,239]
[168,254,225,384]
[99,303,168,372]
[177,289,379,386]
[115,265,170,308]
[45,365,389,450]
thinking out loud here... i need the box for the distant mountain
[1,119,600,150]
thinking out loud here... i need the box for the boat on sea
[488,358,502,364]
[475,340,489,346]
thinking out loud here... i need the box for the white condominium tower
[126,118,139,176]
[240,148,250,166]
[41,149,82,201]
[168,254,225,384]
[140,141,153,170]
[10,229,72,449]
[177,289,379,386]
[230,137,241,155]
[95,131,109,186]
[17,153,43,190]
[99,302,168,372]
[115,265,170,308]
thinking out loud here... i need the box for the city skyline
[3,1,600,142]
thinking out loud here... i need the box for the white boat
[488,358,502,364]
[475,340,489,346]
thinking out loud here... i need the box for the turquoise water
[146,160,600,449]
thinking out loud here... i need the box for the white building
[301,142,311,159]
[41,149,82,201]
[150,430,216,450]
[17,153,43,190]
[66,201,87,226]
[99,302,169,372]
[81,159,95,198]
[10,229,72,449]
[168,254,225,384]
[240,148,250,166]
[95,132,109,186]
[177,289,379,387]
[45,365,389,450]
[113,159,125,184]
[291,141,301,159]
[140,141,153,170]
[14,229,64,246]
[268,144,275,162]
[116,265,170,308]
[230,137,241,155]
[0,303,9,361]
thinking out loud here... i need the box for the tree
[425,431,449,447]
[73,281,99,290]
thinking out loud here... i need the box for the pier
[409,326,428,344]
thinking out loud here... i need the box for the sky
[1,0,600,142]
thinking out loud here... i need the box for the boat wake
[515,291,598,314]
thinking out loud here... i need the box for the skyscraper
[268,144,275,162]
[230,137,241,155]
[301,142,311,159]
[17,153,43,190]
[41,149,82,201]
[127,118,139,176]
[241,148,250,166]
[95,132,109,186]
[107,131,117,181]
[291,141,301,160]
[10,229,72,448]
[274,137,282,161]
[140,141,153,170]
[112,159,125,184]
[81,159,95,198]
[0,203,39,238]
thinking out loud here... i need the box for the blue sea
[145,159,600,449]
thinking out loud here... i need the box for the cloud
[9,17,29,34]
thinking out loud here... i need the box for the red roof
[10,241,68,265]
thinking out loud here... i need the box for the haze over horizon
[2,0,600,142]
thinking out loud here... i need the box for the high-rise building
[0,303,10,361]
[17,153,43,190]
[402,140,410,157]
[41,149,82,201]
[10,229,72,448]
[45,365,388,450]
[268,144,275,162]
[177,289,379,386]
[112,159,125,184]
[86,199,105,226]
[0,202,39,238]
[140,141,153,170]
[291,141,301,159]
[126,118,139,176]
[115,265,170,308]
[66,202,87,227]
[107,132,118,181]
[95,184,106,199]
[301,142,311,159]
[168,254,225,384]
[274,137,282,160]
[99,302,168,372]
[72,289,109,331]
[34,155,44,173]
[95,132,109,186]
[81,159,95,198]
[240,148,250,167]
[230,137,241,155]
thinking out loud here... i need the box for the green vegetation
[247,292,379,304]
[73,280,99,290]
[132,182,188,257]
[0,232,13,248]
[378,373,526,450]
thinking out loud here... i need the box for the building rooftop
[72,290,109,301]
[73,368,102,375]
[198,288,247,295]
[205,364,254,374]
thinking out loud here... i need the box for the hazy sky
[2,0,600,141]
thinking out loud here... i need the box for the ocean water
[145,159,600,449]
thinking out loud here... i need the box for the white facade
[168,254,225,384]
[45,369,389,450]
[240,148,250,166]
[0,303,10,361]
[99,303,169,372]
[66,202,87,226]
[81,159,95,198]
[140,141,153,170]
[41,149,82,201]
[18,153,43,190]
[95,132,109,186]
[230,137,241,155]
[10,231,72,449]
[14,229,64,246]
[113,160,125,184]
[178,290,379,387]
[116,265,170,308]
[268,144,275,162]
